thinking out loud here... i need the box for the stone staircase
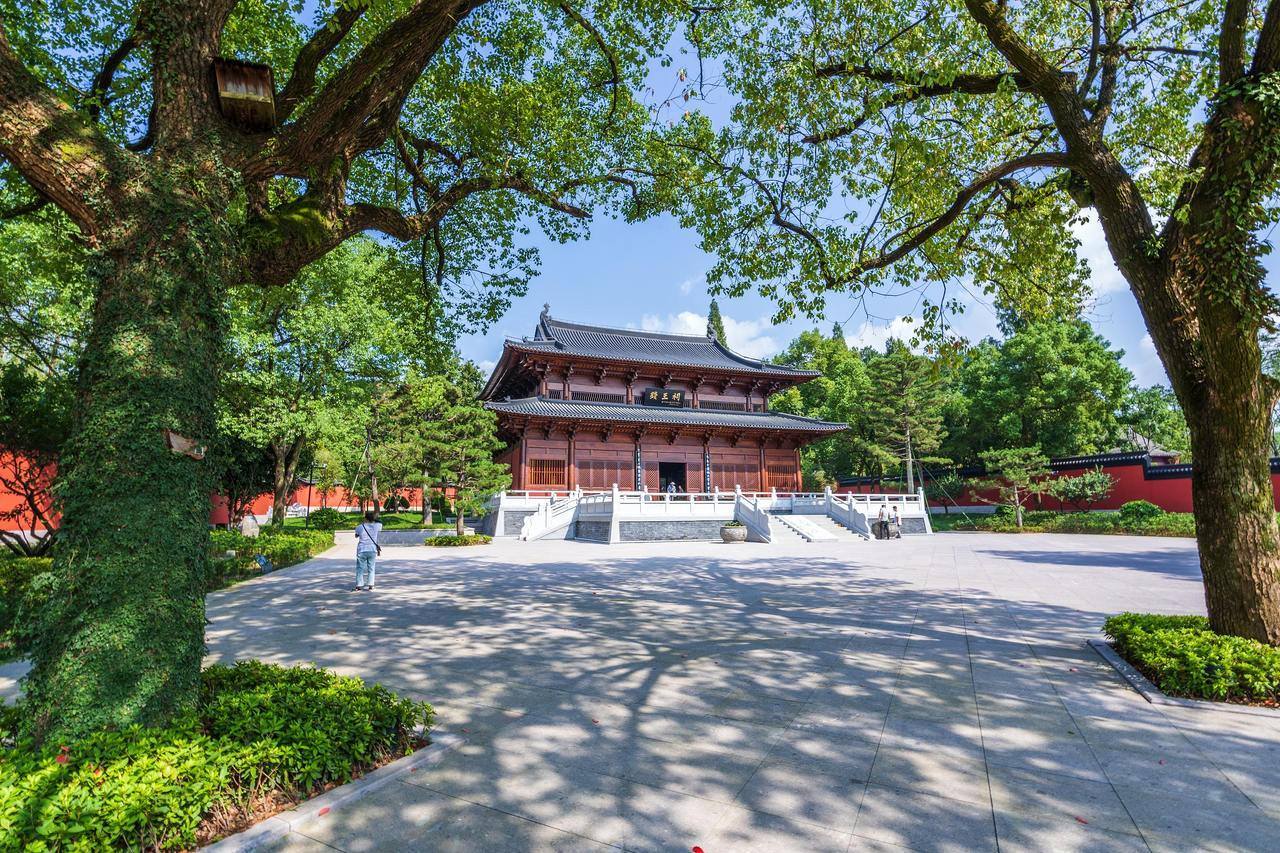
[770,513,839,542]
[766,517,806,543]
[805,513,867,541]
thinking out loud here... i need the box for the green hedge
[0,558,50,661]
[305,507,344,530]
[208,528,333,591]
[934,505,1196,537]
[0,661,434,851]
[1104,613,1280,703]
[281,511,452,531]
[423,534,491,547]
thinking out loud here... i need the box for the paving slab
[201,532,1280,851]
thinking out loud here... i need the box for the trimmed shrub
[0,662,433,851]
[1104,612,1280,702]
[937,508,1194,537]
[206,529,333,591]
[423,534,491,547]
[1118,500,1163,525]
[307,507,344,530]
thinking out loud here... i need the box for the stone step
[804,513,869,541]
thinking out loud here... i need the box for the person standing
[876,504,888,539]
[891,506,902,539]
[354,510,382,591]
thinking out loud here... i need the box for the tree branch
[559,2,620,125]
[0,15,120,234]
[86,30,139,120]
[264,0,486,175]
[803,66,1039,145]
[247,171,591,285]
[277,1,368,123]
[1252,0,1280,76]
[1220,0,1250,85]
[0,194,48,219]
[840,153,1071,286]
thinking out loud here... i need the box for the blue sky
[456,207,1176,387]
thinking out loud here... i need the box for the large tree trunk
[22,208,231,741]
[270,438,303,526]
[1179,298,1280,645]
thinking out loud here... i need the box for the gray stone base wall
[503,510,535,537]
[901,517,928,535]
[619,520,725,541]
[574,520,611,542]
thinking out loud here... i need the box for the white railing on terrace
[519,493,581,540]
[734,492,773,542]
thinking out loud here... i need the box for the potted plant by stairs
[721,520,747,543]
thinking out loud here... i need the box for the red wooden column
[567,426,577,490]
[702,436,712,493]
[516,426,527,489]
[633,432,644,490]
[758,440,767,491]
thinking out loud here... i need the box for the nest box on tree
[212,58,276,131]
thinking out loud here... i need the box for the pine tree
[419,379,511,535]
[707,299,728,342]
[866,340,949,491]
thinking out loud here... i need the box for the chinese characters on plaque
[641,388,685,407]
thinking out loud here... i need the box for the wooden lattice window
[529,458,567,487]
[578,459,634,490]
[711,462,760,491]
[571,391,626,403]
[765,462,798,490]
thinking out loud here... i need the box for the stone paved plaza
[202,533,1280,852]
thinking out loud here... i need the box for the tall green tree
[772,326,875,484]
[664,2,1280,642]
[220,239,412,525]
[948,321,1133,461]
[865,339,950,491]
[415,373,510,535]
[1121,385,1192,461]
[0,207,89,556]
[0,0,682,739]
[706,298,727,342]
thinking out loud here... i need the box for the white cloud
[476,359,497,376]
[678,278,696,296]
[1127,333,1169,386]
[638,311,782,359]
[1072,214,1128,296]
[843,316,918,351]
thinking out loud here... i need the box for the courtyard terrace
[203,534,1280,851]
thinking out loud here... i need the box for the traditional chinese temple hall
[481,307,847,493]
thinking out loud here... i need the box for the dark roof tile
[485,397,846,432]
[514,311,817,376]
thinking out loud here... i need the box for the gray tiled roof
[514,312,818,376]
[485,397,847,432]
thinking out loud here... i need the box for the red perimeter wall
[2,459,430,532]
[838,453,1280,513]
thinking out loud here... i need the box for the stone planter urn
[721,524,748,543]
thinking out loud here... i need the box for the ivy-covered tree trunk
[22,195,233,741]
[1170,276,1280,645]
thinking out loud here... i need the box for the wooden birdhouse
[212,58,276,131]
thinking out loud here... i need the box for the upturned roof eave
[483,397,847,433]
[497,339,821,379]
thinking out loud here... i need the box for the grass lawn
[281,510,453,530]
